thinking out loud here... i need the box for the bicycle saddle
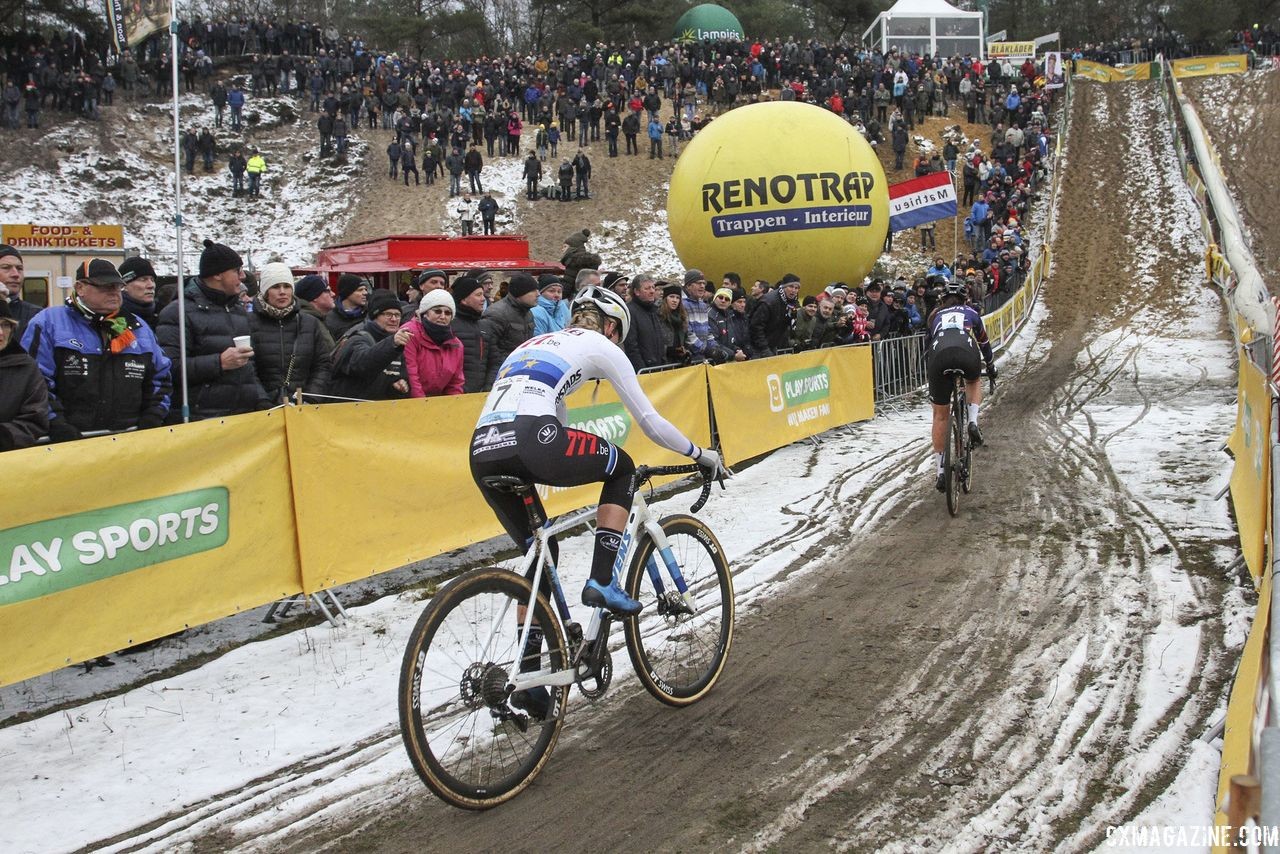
[480,475,535,494]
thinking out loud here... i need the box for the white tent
[861,0,985,60]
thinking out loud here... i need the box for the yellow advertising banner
[1172,55,1249,79]
[1213,570,1270,852]
[988,41,1035,59]
[286,366,713,591]
[0,412,303,686]
[1227,357,1270,584]
[1073,60,1153,83]
[0,223,124,250]
[709,346,874,466]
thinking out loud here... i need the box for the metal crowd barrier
[870,333,928,409]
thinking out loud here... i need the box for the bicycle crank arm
[508,669,578,692]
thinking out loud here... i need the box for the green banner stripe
[780,366,832,407]
[0,488,230,607]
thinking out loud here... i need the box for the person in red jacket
[403,289,464,397]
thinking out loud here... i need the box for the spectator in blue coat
[531,276,570,334]
[21,258,171,441]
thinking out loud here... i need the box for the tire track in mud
[113,80,1236,853]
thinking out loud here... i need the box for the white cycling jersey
[476,326,697,457]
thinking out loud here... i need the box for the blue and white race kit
[469,326,699,550]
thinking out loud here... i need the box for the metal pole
[170,7,189,422]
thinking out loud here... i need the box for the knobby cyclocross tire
[946,382,964,516]
[623,514,734,706]
[398,567,568,809]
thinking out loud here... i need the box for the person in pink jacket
[403,289,465,397]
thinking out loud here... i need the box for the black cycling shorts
[926,343,982,405]
[469,415,636,551]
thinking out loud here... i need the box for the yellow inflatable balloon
[667,102,889,294]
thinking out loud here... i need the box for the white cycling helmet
[571,285,630,342]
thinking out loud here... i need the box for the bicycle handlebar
[633,462,723,513]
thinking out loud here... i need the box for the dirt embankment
[1182,70,1280,292]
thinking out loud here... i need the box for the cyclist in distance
[926,280,996,492]
[470,278,729,618]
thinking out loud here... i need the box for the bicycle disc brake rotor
[576,650,613,700]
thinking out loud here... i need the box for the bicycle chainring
[576,650,613,700]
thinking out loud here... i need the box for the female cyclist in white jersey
[470,284,727,617]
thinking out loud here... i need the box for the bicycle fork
[640,518,696,617]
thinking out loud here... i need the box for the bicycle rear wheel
[623,514,734,706]
[398,567,568,809]
[946,384,964,516]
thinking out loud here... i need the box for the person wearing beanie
[329,289,411,401]
[22,257,173,440]
[157,239,270,421]
[0,244,40,337]
[463,268,496,305]
[531,276,569,335]
[680,269,725,363]
[749,273,801,358]
[119,255,160,329]
[325,272,369,339]
[560,229,601,288]
[247,262,333,403]
[294,274,336,325]
[403,289,464,397]
[602,271,631,301]
[198,238,243,279]
[0,299,48,452]
[478,272,537,389]
[707,285,749,362]
[415,269,448,293]
[449,276,492,393]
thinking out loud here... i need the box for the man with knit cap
[157,238,271,421]
[450,275,491,393]
[24,257,172,440]
[294,274,336,329]
[560,228,600,289]
[0,244,41,337]
[324,272,368,340]
[329,288,411,400]
[479,272,537,389]
[415,269,448,293]
[118,256,159,329]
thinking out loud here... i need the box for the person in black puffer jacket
[329,289,410,401]
[0,301,48,451]
[624,274,667,370]
[449,276,492,393]
[479,273,538,389]
[249,262,333,404]
[156,239,271,421]
[559,229,601,299]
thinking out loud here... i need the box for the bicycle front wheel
[624,514,734,706]
[398,567,568,810]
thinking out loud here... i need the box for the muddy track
[92,81,1236,853]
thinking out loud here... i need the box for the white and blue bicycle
[398,463,734,809]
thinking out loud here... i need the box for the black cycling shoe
[935,473,946,492]
[968,422,984,447]
[510,686,551,721]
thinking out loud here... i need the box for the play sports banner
[0,412,303,686]
[285,366,712,592]
[708,346,874,466]
[1227,356,1270,584]
[1171,55,1249,79]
